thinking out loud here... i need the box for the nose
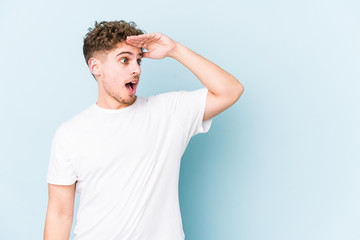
[132,61,141,76]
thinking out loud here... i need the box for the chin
[122,95,137,105]
[129,95,137,104]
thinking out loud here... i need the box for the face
[92,41,143,108]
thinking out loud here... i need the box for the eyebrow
[115,51,143,58]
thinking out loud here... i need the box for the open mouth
[125,80,138,95]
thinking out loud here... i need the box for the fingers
[126,34,152,44]
[126,38,147,48]
[142,52,151,58]
[126,33,161,48]
[127,33,159,41]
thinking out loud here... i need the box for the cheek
[104,71,126,88]
[104,65,118,78]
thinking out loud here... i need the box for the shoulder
[148,88,207,103]
[145,90,180,109]
[148,90,181,101]
[56,104,95,135]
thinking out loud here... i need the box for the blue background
[0,0,359,239]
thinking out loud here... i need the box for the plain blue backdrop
[0,0,359,239]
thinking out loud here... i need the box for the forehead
[110,42,143,57]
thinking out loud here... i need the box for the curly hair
[83,20,144,66]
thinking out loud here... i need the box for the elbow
[214,77,244,106]
[239,83,245,97]
[223,80,243,107]
[233,81,244,102]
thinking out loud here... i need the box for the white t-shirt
[46,88,212,240]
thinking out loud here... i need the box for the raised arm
[126,33,244,121]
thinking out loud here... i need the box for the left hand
[126,33,177,59]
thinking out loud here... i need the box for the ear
[88,57,102,77]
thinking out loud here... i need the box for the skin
[88,42,143,110]
[89,32,244,121]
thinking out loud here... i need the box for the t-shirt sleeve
[159,88,212,137]
[46,124,78,185]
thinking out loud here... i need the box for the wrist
[168,41,184,59]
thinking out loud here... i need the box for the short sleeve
[46,124,78,185]
[155,88,213,137]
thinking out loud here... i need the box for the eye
[137,59,142,65]
[120,57,128,63]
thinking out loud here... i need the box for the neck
[96,96,136,110]
[96,83,136,110]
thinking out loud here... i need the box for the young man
[44,20,244,240]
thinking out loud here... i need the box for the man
[44,20,243,240]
